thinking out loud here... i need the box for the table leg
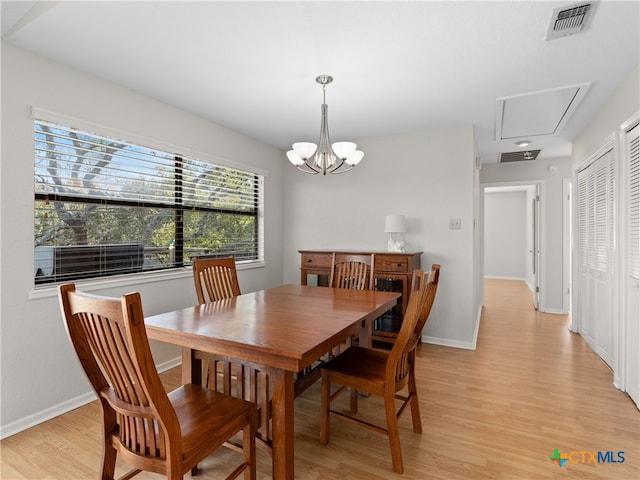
[181,347,199,385]
[267,367,295,480]
[359,319,372,349]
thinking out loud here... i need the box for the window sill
[28,261,267,300]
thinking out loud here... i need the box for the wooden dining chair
[191,256,272,453]
[319,269,439,474]
[329,253,375,290]
[58,283,257,480]
[192,256,241,304]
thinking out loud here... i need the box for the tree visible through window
[34,119,264,285]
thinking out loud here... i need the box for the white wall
[573,66,639,167]
[480,157,572,312]
[484,190,527,279]
[282,127,482,349]
[0,43,285,435]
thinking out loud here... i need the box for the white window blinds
[34,119,264,284]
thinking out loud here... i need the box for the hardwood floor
[2,279,638,479]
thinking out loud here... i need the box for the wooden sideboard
[299,250,422,344]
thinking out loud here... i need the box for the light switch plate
[449,218,462,229]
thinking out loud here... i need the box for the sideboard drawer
[375,255,409,273]
[301,253,332,268]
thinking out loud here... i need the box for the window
[34,119,264,285]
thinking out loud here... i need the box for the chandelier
[286,75,364,175]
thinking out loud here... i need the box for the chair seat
[169,384,255,460]
[322,346,389,394]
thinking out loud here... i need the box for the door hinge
[536,286,540,293]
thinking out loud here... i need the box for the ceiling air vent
[546,3,596,40]
[499,150,541,163]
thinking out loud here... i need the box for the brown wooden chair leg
[100,412,117,480]
[320,374,330,445]
[407,369,422,434]
[385,392,404,474]
[99,445,117,480]
[243,413,257,480]
[349,386,358,414]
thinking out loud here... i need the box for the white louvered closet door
[625,121,640,406]
[576,147,615,366]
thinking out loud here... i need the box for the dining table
[145,284,400,480]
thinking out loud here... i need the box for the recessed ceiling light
[515,140,531,148]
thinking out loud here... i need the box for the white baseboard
[626,385,640,411]
[421,304,483,351]
[524,279,535,293]
[421,335,477,350]
[0,391,97,440]
[472,303,483,349]
[0,356,182,440]
[539,307,567,315]
[484,275,527,281]
[156,356,183,374]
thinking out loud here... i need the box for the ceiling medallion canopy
[287,75,364,175]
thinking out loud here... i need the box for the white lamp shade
[332,141,357,159]
[292,142,317,159]
[346,150,364,166]
[384,214,406,233]
[286,150,305,166]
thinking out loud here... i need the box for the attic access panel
[495,83,590,140]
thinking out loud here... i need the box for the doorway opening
[481,182,543,311]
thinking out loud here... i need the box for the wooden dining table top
[145,284,400,373]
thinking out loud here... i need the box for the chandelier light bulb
[292,142,317,160]
[332,141,357,159]
[286,150,305,166]
[346,150,364,166]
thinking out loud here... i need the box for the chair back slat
[329,253,375,290]
[193,256,241,304]
[60,284,175,461]
[82,313,145,407]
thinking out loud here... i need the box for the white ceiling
[2,1,639,165]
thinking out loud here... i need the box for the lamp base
[387,235,405,253]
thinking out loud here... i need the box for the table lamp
[384,215,406,252]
